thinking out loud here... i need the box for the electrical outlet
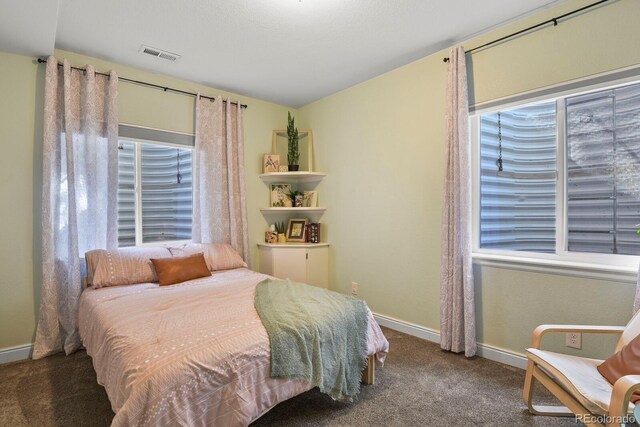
[566,332,582,349]
[351,282,358,295]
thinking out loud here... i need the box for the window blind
[117,141,193,247]
[117,142,136,247]
[479,102,557,252]
[140,144,193,243]
[566,83,640,255]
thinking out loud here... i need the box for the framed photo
[286,218,308,242]
[263,154,280,173]
[270,184,292,207]
[303,191,318,207]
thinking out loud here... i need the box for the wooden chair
[523,310,640,427]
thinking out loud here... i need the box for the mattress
[78,268,389,426]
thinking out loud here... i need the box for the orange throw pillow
[597,334,640,403]
[150,253,211,286]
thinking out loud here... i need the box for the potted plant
[275,221,286,243]
[288,190,305,208]
[287,111,300,171]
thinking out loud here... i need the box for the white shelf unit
[258,243,329,288]
[260,207,326,214]
[259,172,326,184]
[258,164,328,285]
[258,242,329,248]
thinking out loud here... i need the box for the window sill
[472,253,638,284]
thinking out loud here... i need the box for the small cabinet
[258,243,329,288]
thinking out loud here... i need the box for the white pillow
[87,247,172,288]
[167,243,247,271]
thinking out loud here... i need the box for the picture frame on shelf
[303,191,318,207]
[306,223,320,243]
[270,184,292,207]
[263,154,280,173]
[286,218,308,242]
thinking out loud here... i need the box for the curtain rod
[442,0,611,63]
[36,58,248,108]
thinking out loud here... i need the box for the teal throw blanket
[255,279,369,402]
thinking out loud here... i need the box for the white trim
[374,313,441,343]
[556,99,567,252]
[119,122,194,137]
[473,252,638,284]
[134,142,143,246]
[476,343,528,370]
[372,313,528,370]
[257,242,330,248]
[0,344,33,364]
[122,136,196,151]
[471,118,481,253]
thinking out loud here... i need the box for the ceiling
[1,0,563,107]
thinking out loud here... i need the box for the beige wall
[0,53,41,348]
[298,0,640,359]
[0,49,295,350]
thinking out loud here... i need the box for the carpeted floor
[0,327,577,426]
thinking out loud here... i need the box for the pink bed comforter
[78,268,389,426]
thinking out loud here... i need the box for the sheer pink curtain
[193,96,250,263]
[34,57,119,359]
[634,265,640,313]
[439,47,476,357]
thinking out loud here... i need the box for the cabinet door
[272,248,307,283]
[305,247,328,288]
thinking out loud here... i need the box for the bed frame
[361,355,375,385]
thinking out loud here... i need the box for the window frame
[471,75,640,281]
[118,133,196,248]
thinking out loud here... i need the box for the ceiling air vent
[139,45,181,62]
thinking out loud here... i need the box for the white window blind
[140,144,192,243]
[566,83,640,255]
[479,102,557,253]
[117,142,136,246]
[117,133,193,247]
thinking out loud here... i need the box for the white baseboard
[374,313,441,343]
[0,344,33,364]
[373,313,528,370]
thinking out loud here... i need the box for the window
[566,85,640,255]
[474,79,640,266]
[479,102,557,253]
[117,126,194,247]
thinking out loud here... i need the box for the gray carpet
[0,327,577,426]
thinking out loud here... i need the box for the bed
[78,246,389,427]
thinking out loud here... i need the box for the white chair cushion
[527,348,635,416]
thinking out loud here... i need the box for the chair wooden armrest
[530,325,626,349]
[608,375,640,426]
